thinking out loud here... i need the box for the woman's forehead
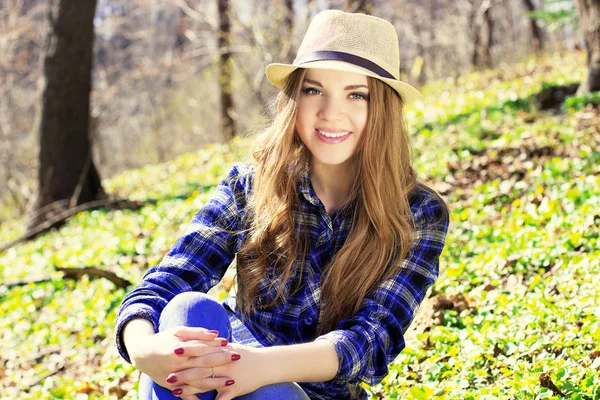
[303,68,368,86]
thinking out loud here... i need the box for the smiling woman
[295,69,369,179]
[115,9,450,400]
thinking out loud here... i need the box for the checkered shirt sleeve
[114,163,249,363]
[315,194,450,386]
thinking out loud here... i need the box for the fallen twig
[2,265,132,290]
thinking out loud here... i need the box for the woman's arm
[312,193,449,386]
[217,196,448,390]
[114,163,251,363]
[239,194,447,388]
[122,318,155,363]
[172,339,339,400]
[259,338,339,384]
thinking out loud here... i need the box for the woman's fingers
[172,338,228,358]
[167,356,241,387]
[171,327,230,358]
[164,367,211,392]
[171,326,221,341]
[182,337,230,348]
[180,349,241,369]
[172,340,232,360]
[166,366,212,384]
[171,378,236,397]
[178,342,234,358]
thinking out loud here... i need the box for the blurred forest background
[0,0,586,229]
[1,0,600,398]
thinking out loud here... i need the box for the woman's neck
[309,160,356,215]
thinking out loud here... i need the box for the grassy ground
[0,49,598,399]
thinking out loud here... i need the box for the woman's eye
[350,92,369,101]
[301,87,368,100]
[302,87,321,95]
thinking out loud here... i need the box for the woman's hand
[168,343,271,400]
[127,326,240,395]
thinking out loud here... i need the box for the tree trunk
[471,0,495,69]
[282,0,295,63]
[574,0,600,94]
[428,0,437,80]
[218,0,236,141]
[28,0,104,232]
[175,7,188,52]
[415,22,427,86]
[470,1,481,67]
[307,0,316,18]
[347,0,374,14]
[521,0,545,52]
[480,4,494,68]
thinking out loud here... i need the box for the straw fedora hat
[265,10,422,104]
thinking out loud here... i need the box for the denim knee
[237,382,310,400]
[158,292,231,338]
[138,371,217,400]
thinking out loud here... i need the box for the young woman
[115,9,450,400]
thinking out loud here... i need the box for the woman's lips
[315,129,352,144]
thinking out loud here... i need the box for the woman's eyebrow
[303,78,368,91]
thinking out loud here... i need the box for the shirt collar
[298,169,357,218]
[299,169,320,206]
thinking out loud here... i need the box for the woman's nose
[317,97,345,121]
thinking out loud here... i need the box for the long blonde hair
[235,68,448,335]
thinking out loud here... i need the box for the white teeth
[317,129,350,138]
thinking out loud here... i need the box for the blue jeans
[138,292,311,400]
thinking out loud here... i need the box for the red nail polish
[225,380,235,386]
[166,375,177,384]
[172,388,183,395]
[232,354,241,361]
[208,330,219,334]
[221,339,228,346]
[174,347,184,355]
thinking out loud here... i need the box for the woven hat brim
[265,60,422,105]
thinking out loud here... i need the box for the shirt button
[304,316,314,325]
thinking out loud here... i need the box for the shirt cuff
[114,304,159,364]
[316,329,364,386]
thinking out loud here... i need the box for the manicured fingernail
[225,380,235,386]
[231,353,241,361]
[166,375,177,383]
[172,388,183,395]
[221,339,228,346]
[174,347,184,355]
[208,330,219,334]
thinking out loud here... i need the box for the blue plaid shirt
[115,163,449,399]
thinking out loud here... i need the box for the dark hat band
[294,51,395,80]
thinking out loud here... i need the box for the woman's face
[295,68,369,167]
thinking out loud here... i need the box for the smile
[317,129,351,138]
[315,129,352,144]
